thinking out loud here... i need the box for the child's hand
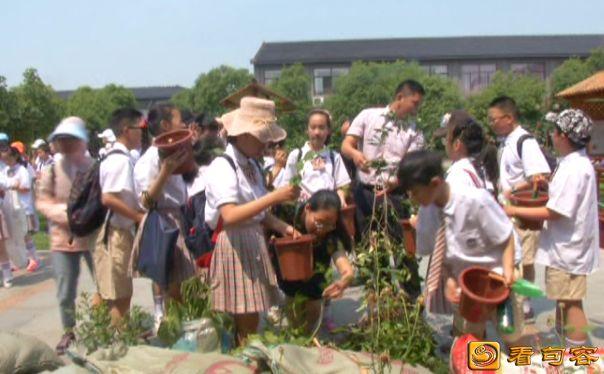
[285,225,301,238]
[323,280,346,299]
[161,148,188,174]
[274,149,288,168]
[503,268,516,287]
[409,214,418,229]
[444,277,461,304]
[272,185,300,203]
[503,205,515,217]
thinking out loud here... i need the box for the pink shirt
[347,106,424,186]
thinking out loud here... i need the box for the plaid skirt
[130,208,196,286]
[210,223,278,314]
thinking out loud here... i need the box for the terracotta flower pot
[273,234,315,281]
[458,267,510,323]
[509,190,549,230]
[154,129,197,175]
[400,219,416,256]
[341,204,356,239]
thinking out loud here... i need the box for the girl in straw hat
[205,97,300,344]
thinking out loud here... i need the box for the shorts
[516,226,540,266]
[94,226,134,300]
[545,267,586,300]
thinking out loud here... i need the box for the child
[95,108,146,326]
[133,103,196,329]
[398,150,518,341]
[276,189,354,332]
[1,146,41,272]
[205,97,300,344]
[505,109,599,346]
[276,109,351,206]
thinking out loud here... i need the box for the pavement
[1,250,603,354]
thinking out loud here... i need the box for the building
[57,85,185,112]
[252,34,604,102]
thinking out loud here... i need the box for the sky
[2,0,604,91]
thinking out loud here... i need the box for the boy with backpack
[505,109,599,346]
[488,96,551,320]
[36,117,95,355]
[94,108,146,325]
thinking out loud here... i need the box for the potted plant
[154,129,197,175]
[509,181,549,230]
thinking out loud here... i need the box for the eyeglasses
[488,115,507,124]
[313,217,335,233]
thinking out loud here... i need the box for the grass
[33,214,49,251]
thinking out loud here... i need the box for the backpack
[66,149,128,237]
[516,134,558,173]
[181,154,237,258]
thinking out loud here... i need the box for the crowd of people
[0,78,599,357]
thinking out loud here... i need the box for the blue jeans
[52,251,94,330]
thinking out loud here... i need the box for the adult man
[341,79,425,239]
[488,95,551,319]
[95,108,146,326]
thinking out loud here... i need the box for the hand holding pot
[323,281,346,299]
[444,277,461,304]
[161,148,189,175]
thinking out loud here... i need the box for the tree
[10,68,64,144]
[466,71,546,133]
[326,60,464,145]
[269,64,312,148]
[172,65,253,115]
[549,58,593,100]
[0,76,20,135]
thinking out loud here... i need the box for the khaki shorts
[545,267,586,300]
[94,226,134,300]
[516,226,540,266]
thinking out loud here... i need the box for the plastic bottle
[497,297,515,335]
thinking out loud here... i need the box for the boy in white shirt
[488,96,551,319]
[398,150,517,340]
[505,109,599,346]
[95,108,145,325]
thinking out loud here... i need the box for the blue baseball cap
[48,117,89,143]
[0,133,9,142]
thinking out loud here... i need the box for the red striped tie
[425,222,446,310]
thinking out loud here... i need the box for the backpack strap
[463,169,483,188]
[516,134,534,161]
[296,148,303,163]
[216,154,237,172]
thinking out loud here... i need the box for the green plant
[157,277,233,347]
[74,293,153,354]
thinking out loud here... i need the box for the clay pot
[341,204,356,239]
[400,219,416,256]
[273,234,315,281]
[458,267,510,323]
[154,129,196,175]
[509,190,549,230]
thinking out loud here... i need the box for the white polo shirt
[275,142,351,201]
[5,164,34,215]
[347,106,424,186]
[187,165,209,197]
[498,126,551,201]
[536,149,599,275]
[417,188,514,275]
[100,142,138,229]
[204,144,267,230]
[133,146,187,210]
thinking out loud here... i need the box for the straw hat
[220,97,286,144]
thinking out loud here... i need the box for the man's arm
[102,193,145,224]
[341,135,369,172]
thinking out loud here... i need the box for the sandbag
[0,331,63,373]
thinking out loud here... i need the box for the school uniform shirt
[498,125,551,201]
[417,188,514,276]
[4,164,34,215]
[187,165,209,197]
[205,144,268,230]
[536,149,599,275]
[347,106,424,186]
[100,142,138,230]
[34,156,54,175]
[133,145,187,210]
[275,142,351,200]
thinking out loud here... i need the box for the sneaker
[26,259,40,272]
[55,332,75,355]
[3,279,12,288]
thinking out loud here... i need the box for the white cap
[97,129,116,143]
[49,116,89,143]
[32,139,46,149]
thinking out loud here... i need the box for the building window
[264,69,281,85]
[422,64,448,77]
[313,67,349,95]
[461,64,496,92]
[510,63,545,79]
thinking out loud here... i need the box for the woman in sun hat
[204,97,300,344]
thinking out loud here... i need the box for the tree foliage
[269,64,312,148]
[10,68,64,143]
[0,76,20,135]
[172,65,253,116]
[550,47,604,107]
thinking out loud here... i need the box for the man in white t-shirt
[488,96,551,319]
[95,108,145,325]
[505,109,598,346]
